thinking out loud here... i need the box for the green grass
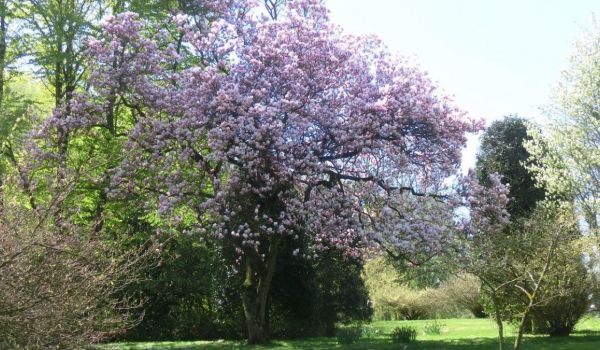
[103,316,600,350]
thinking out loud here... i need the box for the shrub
[391,326,417,343]
[121,237,247,341]
[364,258,476,320]
[269,245,372,339]
[361,325,379,338]
[530,292,590,336]
[422,320,445,335]
[514,226,596,337]
[440,273,487,318]
[528,260,594,337]
[0,201,154,349]
[125,235,372,341]
[336,326,362,344]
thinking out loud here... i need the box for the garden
[2,1,600,350]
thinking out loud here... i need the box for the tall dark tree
[476,116,546,218]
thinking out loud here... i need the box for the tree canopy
[476,116,546,218]
[34,0,483,343]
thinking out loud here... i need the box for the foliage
[119,235,245,341]
[390,325,418,343]
[41,0,481,343]
[364,257,477,320]
[9,0,587,347]
[526,235,596,337]
[380,287,440,320]
[0,1,27,86]
[422,320,446,335]
[364,257,431,320]
[524,28,600,341]
[529,288,591,337]
[360,325,379,338]
[465,199,589,350]
[525,21,600,232]
[335,326,362,345]
[16,0,103,106]
[0,191,155,349]
[122,235,372,341]
[509,204,587,347]
[439,274,486,318]
[269,243,372,338]
[476,116,546,218]
[472,108,598,347]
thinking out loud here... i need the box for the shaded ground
[104,317,600,350]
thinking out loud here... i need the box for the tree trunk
[241,258,267,344]
[514,309,529,350]
[514,226,561,350]
[240,236,280,344]
[492,296,505,350]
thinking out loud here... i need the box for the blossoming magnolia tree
[39,0,486,343]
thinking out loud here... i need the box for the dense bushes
[0,203,153,349]
[364,257,480,320]
[269,244,372,338]
[122,235,372,341]
[121,237,245,341]
[527,247,595,337]
[375,287,440,320]
[335,327,363,345]
[529,290,590,336]
[440,274,487,318]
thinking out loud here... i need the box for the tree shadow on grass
[105,332,600,350]
[104,338,341,350]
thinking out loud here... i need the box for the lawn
[104,316,600,350]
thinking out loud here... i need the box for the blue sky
[327,0,599,170]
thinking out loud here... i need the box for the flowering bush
[391,326,417,343]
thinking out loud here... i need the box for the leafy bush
[121,236,247,341]
[363,258,439,320]
[422,320,445,335]
[527,259,594,337]
[498,214,597,338]
[268,244,372,339]
[530,292,590,336]
[391,326,417,343]
[0,201,154,349]
[125,236,372,341]
[364,258,478,320]
[439,274,487,318]
[336,326,362,344]
[361,325,379,338]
